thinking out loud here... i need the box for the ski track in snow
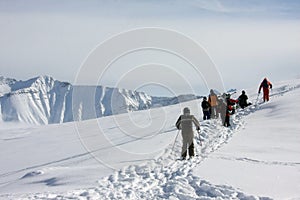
[5,81,300,200]
[213,156,300,167]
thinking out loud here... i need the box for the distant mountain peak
[34,75,55,81]
[0,75,200,125]
[27,75,56,85]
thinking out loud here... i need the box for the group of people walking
[201,89,241,127]
[175,77,273,160]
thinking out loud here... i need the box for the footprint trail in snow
[27,104,272,200]
[19,82,300,200]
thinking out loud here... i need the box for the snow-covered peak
[0,76,154,124]
[0,76,72,124]
[30,75,56,86]
[10,75,56,92]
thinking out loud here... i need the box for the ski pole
[171,130,180,154]
[197,130,202,146]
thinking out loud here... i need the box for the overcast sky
[1,0,300,96]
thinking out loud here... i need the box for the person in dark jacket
[258,78,273,102]
[175,107,200,160]
[238,90,252,109]
[201,97,211,120]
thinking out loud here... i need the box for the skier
[238,90,252,109]
[258,78,273,102]
[201,96,211,120]
[175,107,200,160]
[224,94,238,127]
[208,89,218,119]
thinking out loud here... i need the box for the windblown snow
[0,79,300,199]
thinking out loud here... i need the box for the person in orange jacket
[258,78,273,102]
[208,89,218,119]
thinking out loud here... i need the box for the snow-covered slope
[0,76,199,125]
[71,85,152,121]
[1,79,300,199]
[195,80,300,199]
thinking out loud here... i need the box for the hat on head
[183,107,190,115]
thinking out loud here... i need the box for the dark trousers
[240,102,252,109]
[182,142,194,158]
[203,110,211,120]
[263,88,270,102]
[224,115,230,127]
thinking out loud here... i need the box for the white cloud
[189,0,229,13]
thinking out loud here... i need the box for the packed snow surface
[0,79,300,199]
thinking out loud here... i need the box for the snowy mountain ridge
[0,75,199,125]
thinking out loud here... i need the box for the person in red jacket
[224,94,238,127]
[258,78,273,102]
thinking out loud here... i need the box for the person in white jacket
[175,107,200,160]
